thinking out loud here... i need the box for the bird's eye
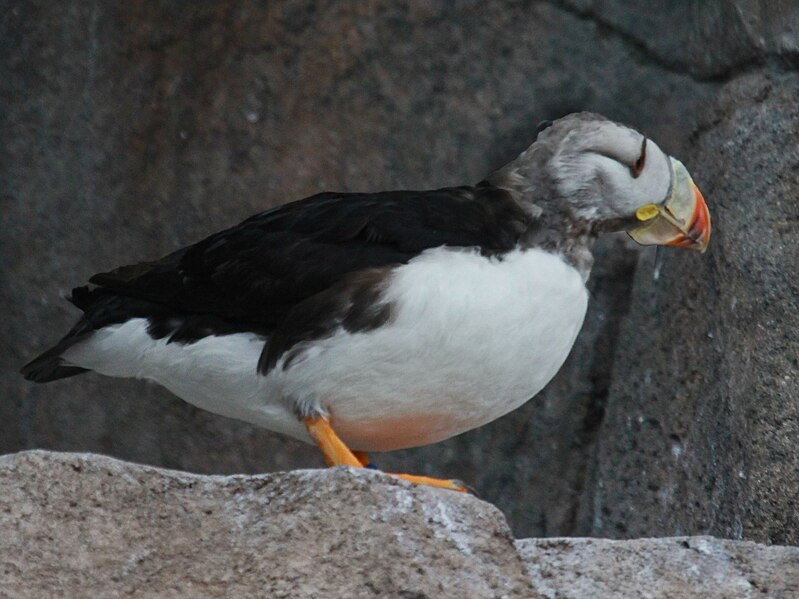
[536,120,553,136]
[630,137,647,178]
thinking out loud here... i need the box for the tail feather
[20,335,91,382]
[20,355,88,382]
[21,286,102,383]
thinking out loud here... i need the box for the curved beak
[628,159,711,253]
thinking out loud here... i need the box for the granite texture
[518,535,799,598]
[2,451,798,599]
[0,451,535,598]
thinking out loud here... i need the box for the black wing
[88,184,528,327]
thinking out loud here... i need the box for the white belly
[64,247,588,452]
[268,246,588,450]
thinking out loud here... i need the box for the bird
[22,112,711,492]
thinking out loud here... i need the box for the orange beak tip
[667,182,710,252]
[691,183,711,252]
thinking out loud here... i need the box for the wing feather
[88,184,528,329]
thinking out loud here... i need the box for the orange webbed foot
[303,416,469,493]
[387,472,469,493]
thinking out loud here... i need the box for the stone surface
[2,451,798,599]
[590,72,799,545]
[0,451,535,598]
[2,0,798,544]
[559,0,799,79]
[518,536,799,599]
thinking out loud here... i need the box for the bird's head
[489,112,711,253]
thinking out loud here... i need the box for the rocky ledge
[1,451,797,598]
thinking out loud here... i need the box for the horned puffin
[22,113,711,492]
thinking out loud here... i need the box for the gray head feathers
[487,112,673,230]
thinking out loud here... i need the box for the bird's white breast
[266,246,589,450]
[64,247,588,452]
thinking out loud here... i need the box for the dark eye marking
[631,137,647,178]
[536,120,553,137]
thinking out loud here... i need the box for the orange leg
[305,416,361,467]
[352,451,371,467]
[303,416,468,493]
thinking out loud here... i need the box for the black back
[89,184,528,326]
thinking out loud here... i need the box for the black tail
[20,344,90,382]
[20,286,102,383]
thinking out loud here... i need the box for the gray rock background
[2,1,797,542]
[590,72,799,544]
